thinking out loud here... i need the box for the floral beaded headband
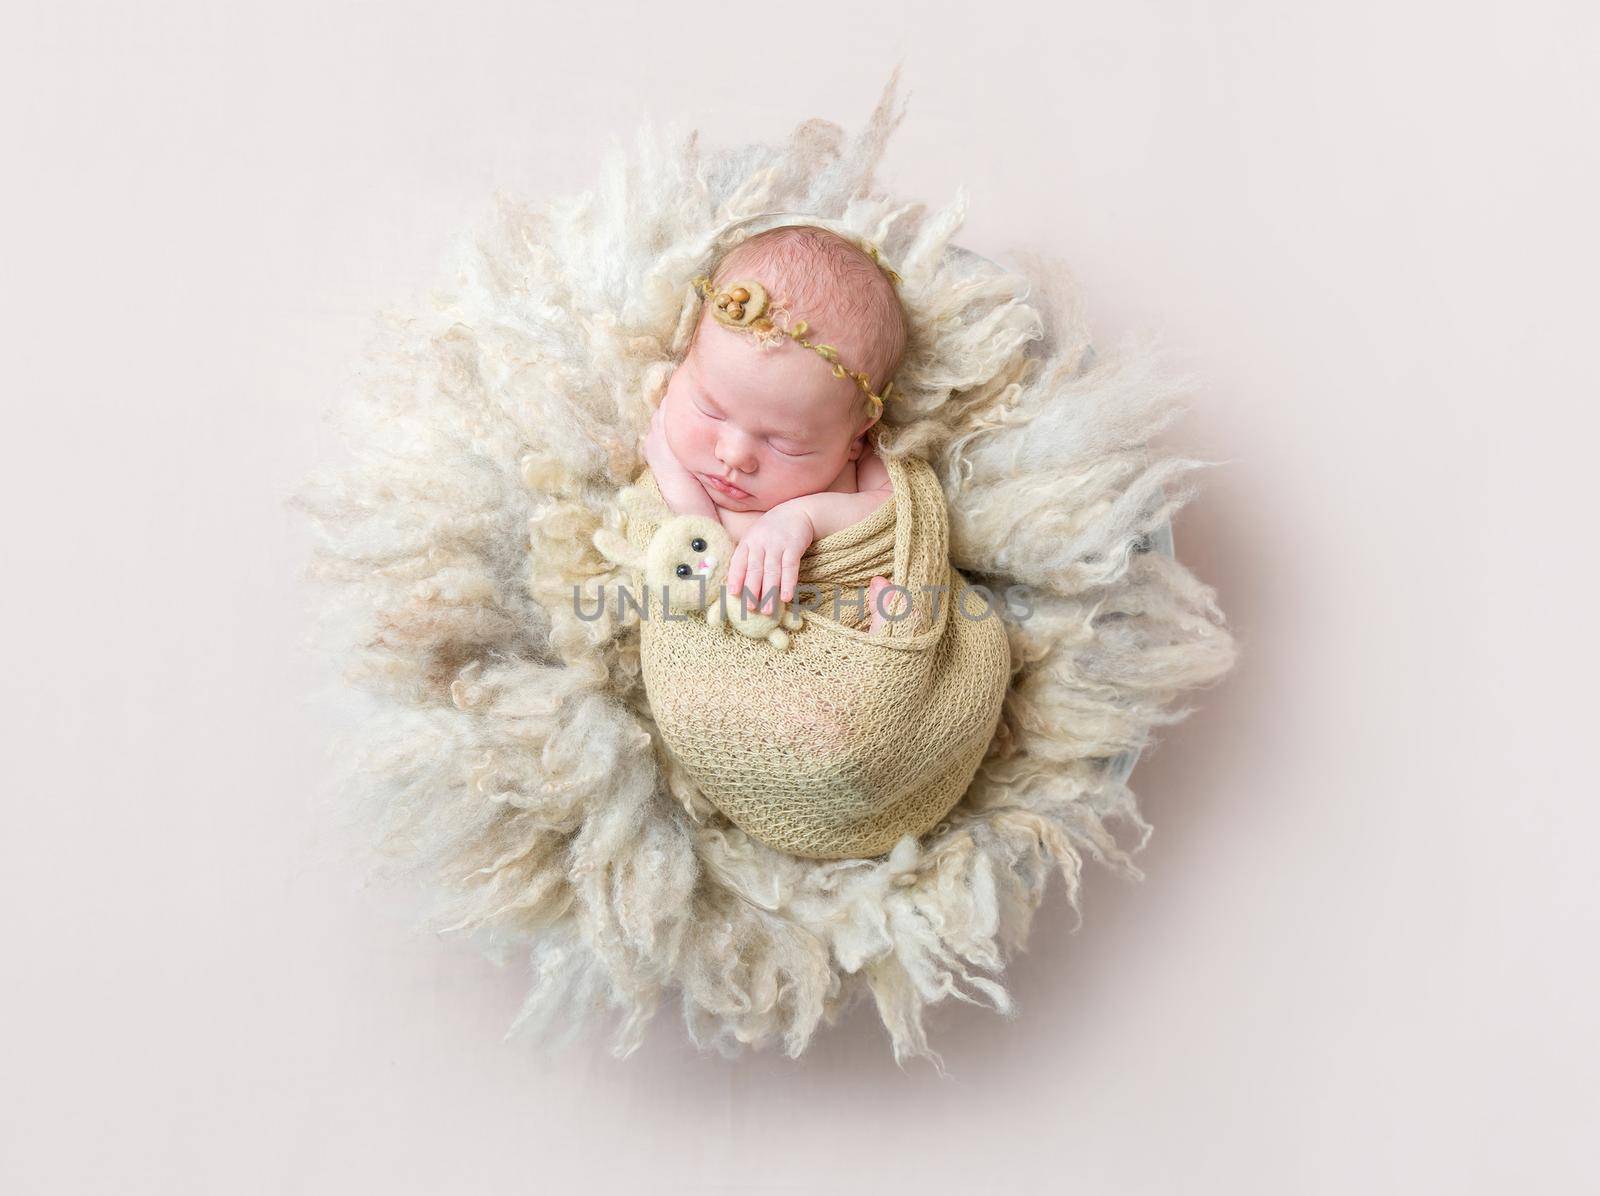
[688,241,904,417]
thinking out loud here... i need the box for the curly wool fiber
[294,71,1235,1068]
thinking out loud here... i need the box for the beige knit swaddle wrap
[622,452,1012,860]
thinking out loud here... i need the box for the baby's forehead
[688,324,862,422]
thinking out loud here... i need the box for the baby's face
[660,316,877,514]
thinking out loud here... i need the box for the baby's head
[659,225,907,513]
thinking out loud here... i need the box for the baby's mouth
[703,474,752,499]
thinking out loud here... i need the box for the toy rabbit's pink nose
[697,555,717,573]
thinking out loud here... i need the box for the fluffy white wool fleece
[293,70,1235,1069]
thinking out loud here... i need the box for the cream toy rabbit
[596,513,805,650]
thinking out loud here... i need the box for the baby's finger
[738,544,761,608]
[725,542,746,600]
[762,553,782,613]
[780,551,800,603]
[738,545,762,606]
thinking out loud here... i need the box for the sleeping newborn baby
[622,224,1014,859]
[641,225,908,633]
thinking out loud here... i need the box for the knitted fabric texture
[622,445,1012,860]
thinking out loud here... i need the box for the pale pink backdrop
[4,2,1595,1193]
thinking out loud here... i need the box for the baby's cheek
[661,391,701,453]
[680,423,714,462]
[660,412,690,459]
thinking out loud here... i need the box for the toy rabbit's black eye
[690,537,707,552]
[675,563,692,578]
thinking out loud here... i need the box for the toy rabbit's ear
[592,527,640,571]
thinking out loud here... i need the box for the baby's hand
[725,504,814,613]
[641,404,717,518]
[641,404,669,466]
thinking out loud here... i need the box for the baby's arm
[778,485,892,540]
[791,442,891,536]
[642,406,718,519]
